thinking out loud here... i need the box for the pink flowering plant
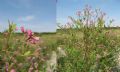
[57,5,120,72]
[1,5,120,72]
[20,26,40,44]
[0,21,48,71]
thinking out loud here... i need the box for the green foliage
[0,21,50,71]
[0,6,120,72]
[57,5,120,72]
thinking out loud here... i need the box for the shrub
[0,21,48,71]
[57,5,120,72]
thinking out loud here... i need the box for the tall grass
[57,5,120,72]
[0,5,120,72]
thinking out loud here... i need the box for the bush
[57,5,120,72]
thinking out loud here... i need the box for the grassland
[1,28,120,71]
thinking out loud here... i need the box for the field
[1,28,120,72]
[1,6,120,72]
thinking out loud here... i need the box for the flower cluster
[20,26,40,44]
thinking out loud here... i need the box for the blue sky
[0,0,120,32]
[0,0,56,32]
[57,0,120,27]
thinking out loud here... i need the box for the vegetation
[0,5,120,72]
[57,5,120,72]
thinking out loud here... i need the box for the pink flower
[27,36,40,44]
[15,27,18,31]
[26,29,33,36]
[20,26,25,33]
[28,66,34,72]
[31,37,40,44]
[20,26,40,44]
[5,63,9,72]
[33,37,40,41]
[10,69,16,72]
[76,11,81,16]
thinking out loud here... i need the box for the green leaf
[11,24,16,31]
[23,51,31,56]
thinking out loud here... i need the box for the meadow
[1,28,120,72]
[1,6,120,72]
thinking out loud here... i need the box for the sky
[57,0,120,27]
[0,0,56,32]
[0,0,120,32]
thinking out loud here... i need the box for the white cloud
[18,15,35,22]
